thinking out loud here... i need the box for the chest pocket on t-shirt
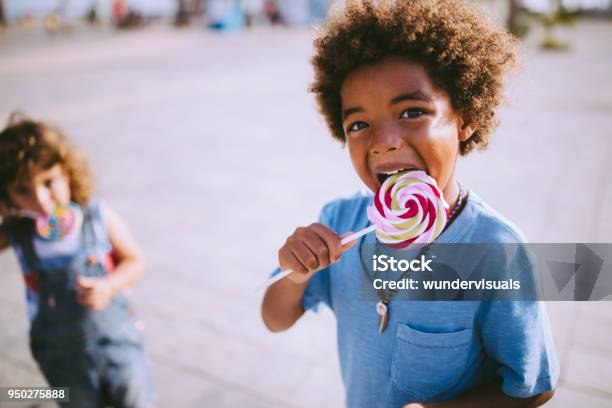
[390,324,474,401]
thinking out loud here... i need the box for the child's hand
[76,276,115,310]
[279,223,356,284]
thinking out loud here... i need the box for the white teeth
[381,168,407,175]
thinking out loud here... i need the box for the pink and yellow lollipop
[260,170,449,289]
[367,170,449,248]
[36,203,82,240]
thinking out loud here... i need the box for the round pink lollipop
[259,170,449,290]
[367,170,449,248]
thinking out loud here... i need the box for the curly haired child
[262,1,559,407]
[0,115,156,408]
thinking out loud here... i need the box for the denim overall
[7,204,154,408]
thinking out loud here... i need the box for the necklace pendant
[376,300,389,333]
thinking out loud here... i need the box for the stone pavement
[0,18,611,407]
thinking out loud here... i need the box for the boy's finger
[309,223,342,263]
[301,228,332,267]
[279,245,309,275]
[289,240,320,272]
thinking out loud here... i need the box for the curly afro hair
[310,0,518,155]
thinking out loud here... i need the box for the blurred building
[2,0,176,23]
[522,0,612,12]
[1,0,610,26]
[1,0,335,27]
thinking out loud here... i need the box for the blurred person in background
[44,0,73,35]
[112,0,145,29]
[112,0,128,22]
[264,0,281,24]
[0,115,156,408]
[175,0,191,26]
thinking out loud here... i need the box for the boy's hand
[279,223,356,284]
[76,276,115,310]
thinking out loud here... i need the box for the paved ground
[0,17,611,407]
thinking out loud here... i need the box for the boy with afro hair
[262,1,559,406]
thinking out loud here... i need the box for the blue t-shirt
[273,190,559,407]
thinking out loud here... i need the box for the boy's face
[340,58,474,200]
[8,164,71,216]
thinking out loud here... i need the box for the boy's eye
[347,121,369,133]
[400,108,426,119]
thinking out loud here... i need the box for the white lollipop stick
[258,224,376,291]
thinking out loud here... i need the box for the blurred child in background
[0,115,155,408]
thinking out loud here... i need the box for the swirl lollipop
[36,203,82,240]
[259,170,448,290]
[367,170,449,249]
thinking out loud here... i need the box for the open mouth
[375,167,418,185]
